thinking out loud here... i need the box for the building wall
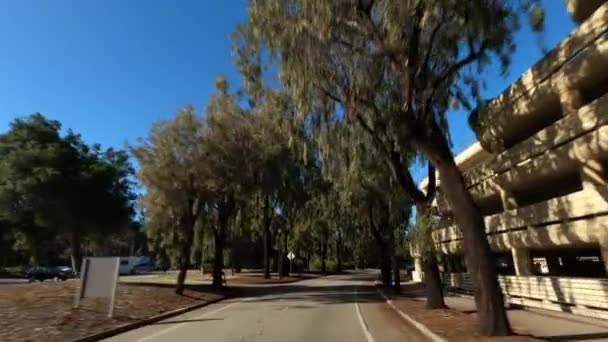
[414,1,608,318]
[430,1,608,262]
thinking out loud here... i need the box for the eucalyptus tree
[203,76,290,287]
[249,93,295,278]
[317,121,412,288]
[242,0,544,335]
[132,106,207,295]
[203,78,246,288]
[297,184,333,274]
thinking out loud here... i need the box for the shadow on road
[226,272,387,305]
[123,271,389,306]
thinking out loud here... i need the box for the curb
[375,284,447,342]
[74,295,226,342]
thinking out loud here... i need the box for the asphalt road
[105,271,428,342]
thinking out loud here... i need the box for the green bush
[341,261,355,270]
[0,266,25,278]
[308,258,341,273]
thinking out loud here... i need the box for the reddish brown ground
[386,283,541,342]
[226,272,319,284]
[0,281,223,342]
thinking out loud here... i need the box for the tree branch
[404,2,424,112]
[417,11,448,83]
[387,149,427,204]
[355,3,404,71]
[367,202,381,240]
[425,161,436,202]
[349,106,427,205]
[424,39,489,117]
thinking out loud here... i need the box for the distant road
[106,270,428,342]
[0,278,28,284]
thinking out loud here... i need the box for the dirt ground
[130,270,320,285]
[387,283,541,342]
[0,281,223,342]
[227,272,319,284]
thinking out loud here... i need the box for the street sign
[287,251,295,260]
[73,257,120,317]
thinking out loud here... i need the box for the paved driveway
[105,271,428,342]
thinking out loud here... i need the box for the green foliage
[242,0,545,207]
[132,105,207,280]
[0,114,136,267]
[409,206,436,256]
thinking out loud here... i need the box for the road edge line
[74,294,227,342]
[136,302,237,342]
[375,285,447,342]
[354,287,376,342]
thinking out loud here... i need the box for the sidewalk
[388,282,608,341]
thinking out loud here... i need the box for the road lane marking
[136,302,237,342]
[376,288,447,342]
[354,287,376,342]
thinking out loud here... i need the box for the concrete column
[545,255,562,276]
[580,159,607,189]
[511,248,532,276]
[499,188,518,211]
[492,181,518,211]
[559,88,585,116]
[600,243,608,275]
[413,257,424,282]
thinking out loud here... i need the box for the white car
[119,256,152,275]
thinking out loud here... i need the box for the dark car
[24,266,74,282]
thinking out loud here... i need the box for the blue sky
[0,0,575,183]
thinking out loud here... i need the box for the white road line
[376,288,447,342]
[136,302,237,342]
[354,287,376,342]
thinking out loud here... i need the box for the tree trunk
[416,203,446,309]
[321,232,328,274]
[263,225,271,279]
[175,242,191,295]
[200,229,205,280]
[263,195,272,279]
[390,230,401,293]
[282,232,289,276]
[70,231,82,273]
[417,133,510,336]
[336,231,343,273]
[373,230,391,287]
[273,245,279,273]
[212,228,225,289]
[423,252,446,309]
[393,259,401,292]
[368,204,391,287]
[278,231,284,279]
[380,249,391,287]
[129,234,135,256]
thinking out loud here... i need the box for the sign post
[287,251,295,275]
[73,257,120,318]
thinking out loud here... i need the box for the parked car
[55,266,77,278]
[24,266,74,282]
[119,256,153,275]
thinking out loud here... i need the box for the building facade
[414,0,608,319]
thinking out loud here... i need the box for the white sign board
[73,257,120,317]
[287,251,295,260]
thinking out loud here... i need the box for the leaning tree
[242,0,544,335]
